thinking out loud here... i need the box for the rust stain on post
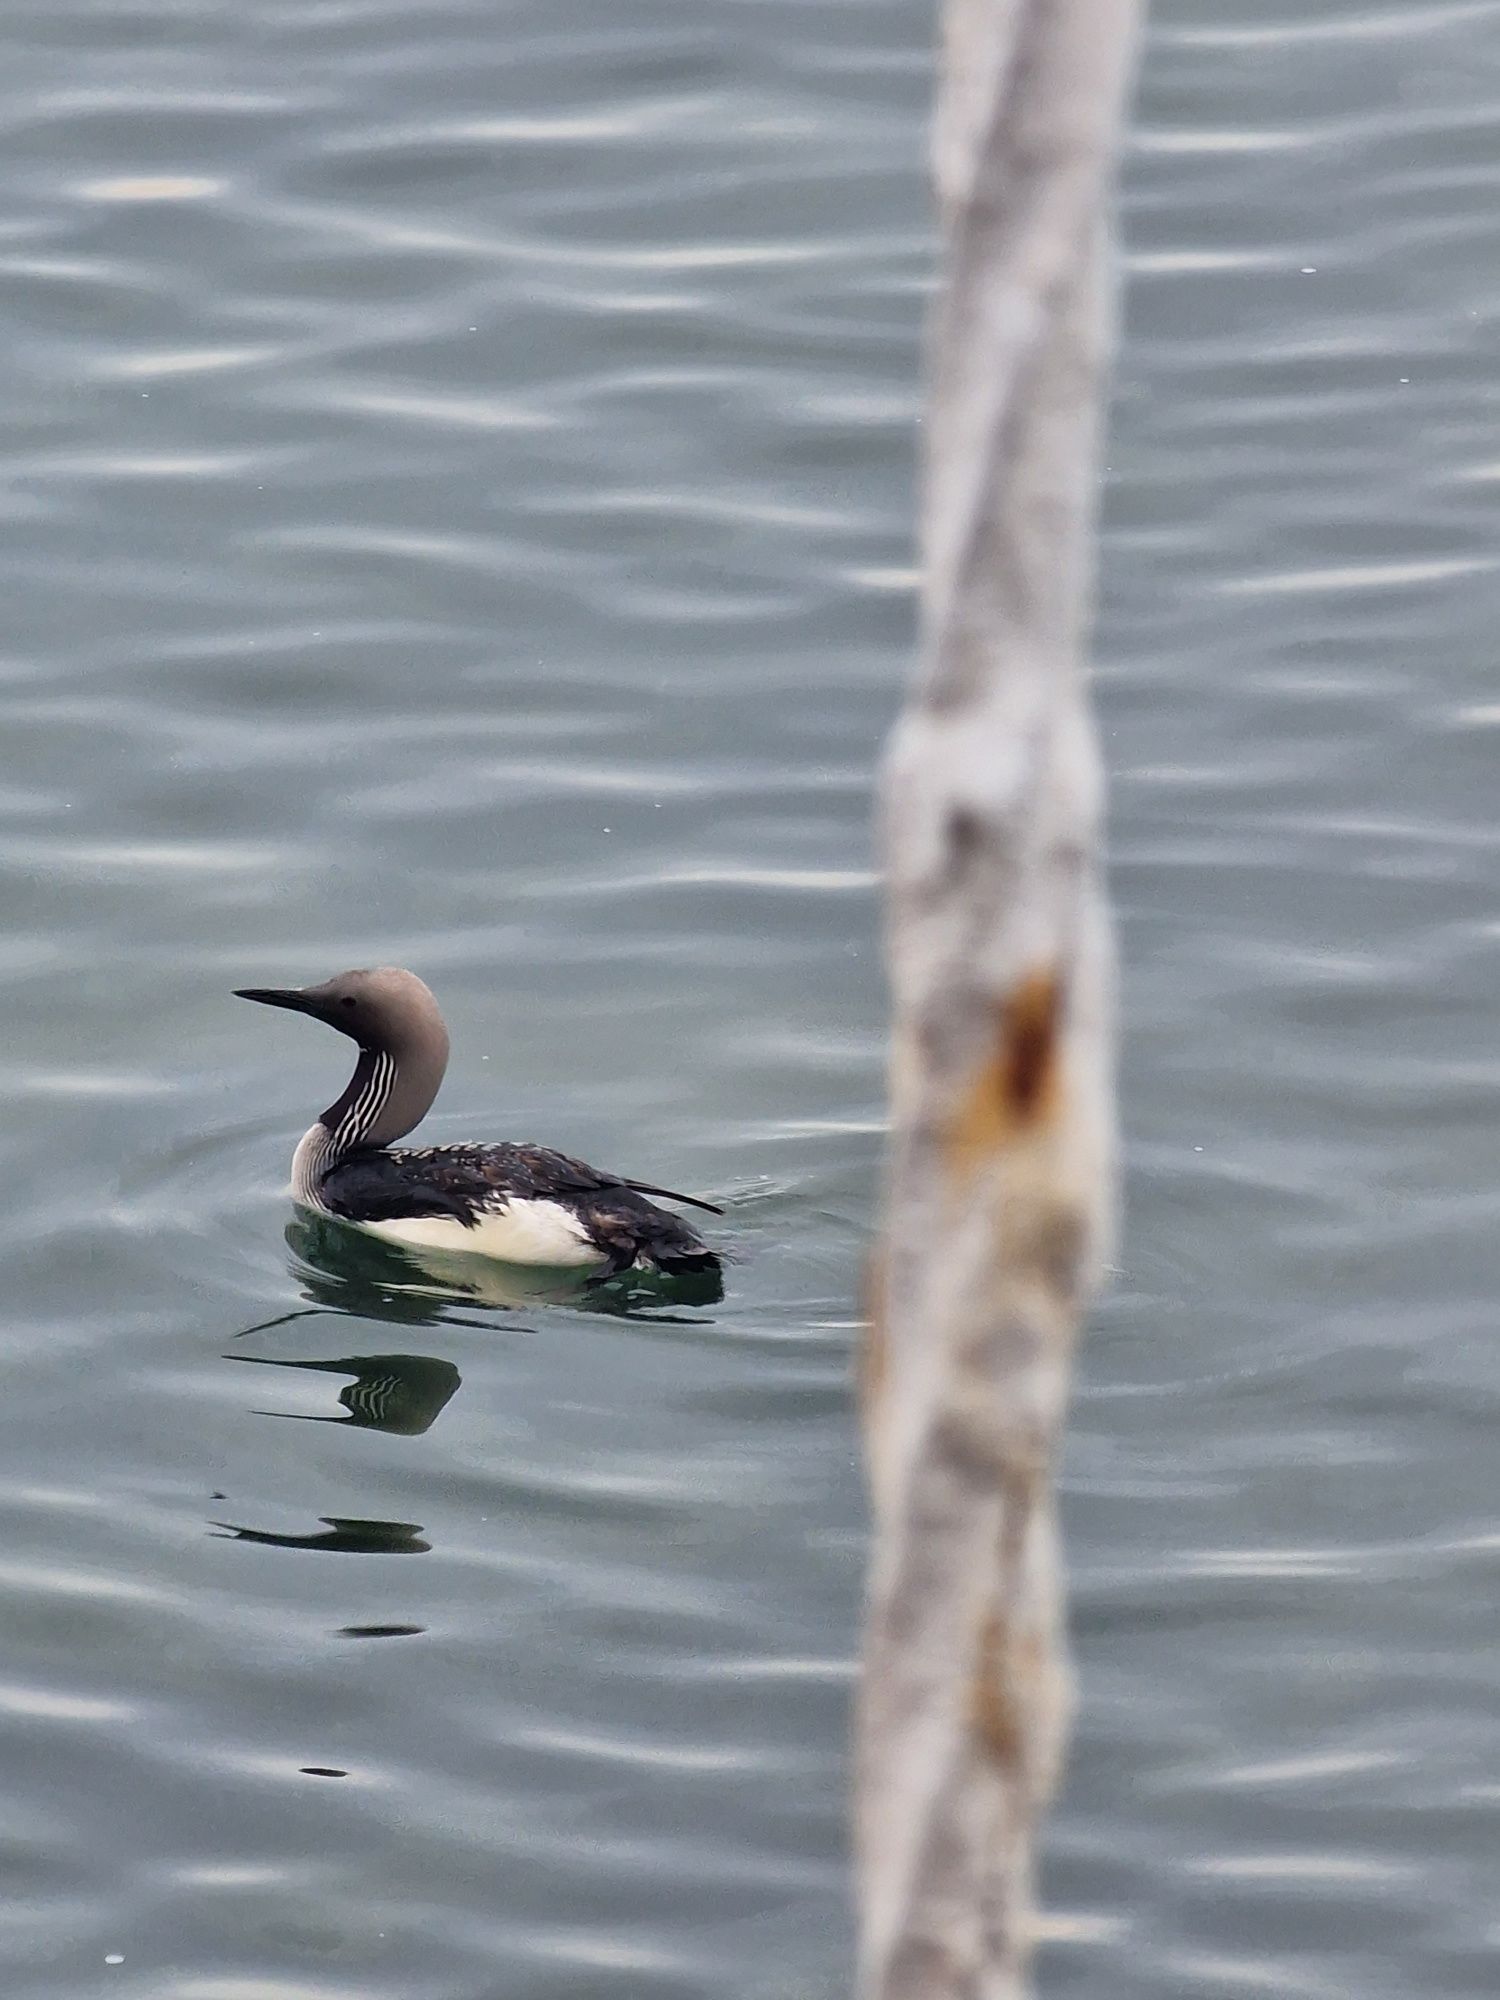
[945,970,1064,1182]
[973,1608,1052,1787]
[1004,971,1063,1119]
[972,1606,1025,1771]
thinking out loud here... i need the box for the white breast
[358,1197,605,1269]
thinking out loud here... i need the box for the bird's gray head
[236,966,448,1057]
[235,966,450,1148]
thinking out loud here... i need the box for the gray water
[1,2,1497,1995]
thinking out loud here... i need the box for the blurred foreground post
[858,3,1138,1996]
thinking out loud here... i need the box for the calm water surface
[1,2,1498,1995]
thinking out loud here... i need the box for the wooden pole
[857,4,1139,1995]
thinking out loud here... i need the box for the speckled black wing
[417,1146,720,1269]
[317,1144,721,1271]
[460,1142,631,1203]
[316,1149,487,1225]
[387,1142,720,1214]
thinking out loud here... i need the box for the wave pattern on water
[1,0,1499,1996]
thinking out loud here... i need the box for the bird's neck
[292,1052,393,1207]
[319,1046,397,1155]
[295,1042,446,1198]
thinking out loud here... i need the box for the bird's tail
[654,1247,721,1276]
[650,1245,724,1303]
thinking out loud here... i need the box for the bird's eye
[340,996,357,1010]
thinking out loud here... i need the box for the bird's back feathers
[317,1141,718,1276]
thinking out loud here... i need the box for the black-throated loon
[235,966,722,1280]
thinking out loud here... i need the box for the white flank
[359,1197,605,1269]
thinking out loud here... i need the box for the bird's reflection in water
[285,1213,526,1326]
[216,1211,722,1552]
[227,1351,461,1435]
[210,1516,430,1554]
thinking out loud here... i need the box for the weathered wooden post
[857,3,1139,1995]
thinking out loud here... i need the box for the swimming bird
[235,967,722,1282]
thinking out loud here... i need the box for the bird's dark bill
[234,987,318,1015]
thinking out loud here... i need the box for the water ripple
[0,0,1497,1997]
